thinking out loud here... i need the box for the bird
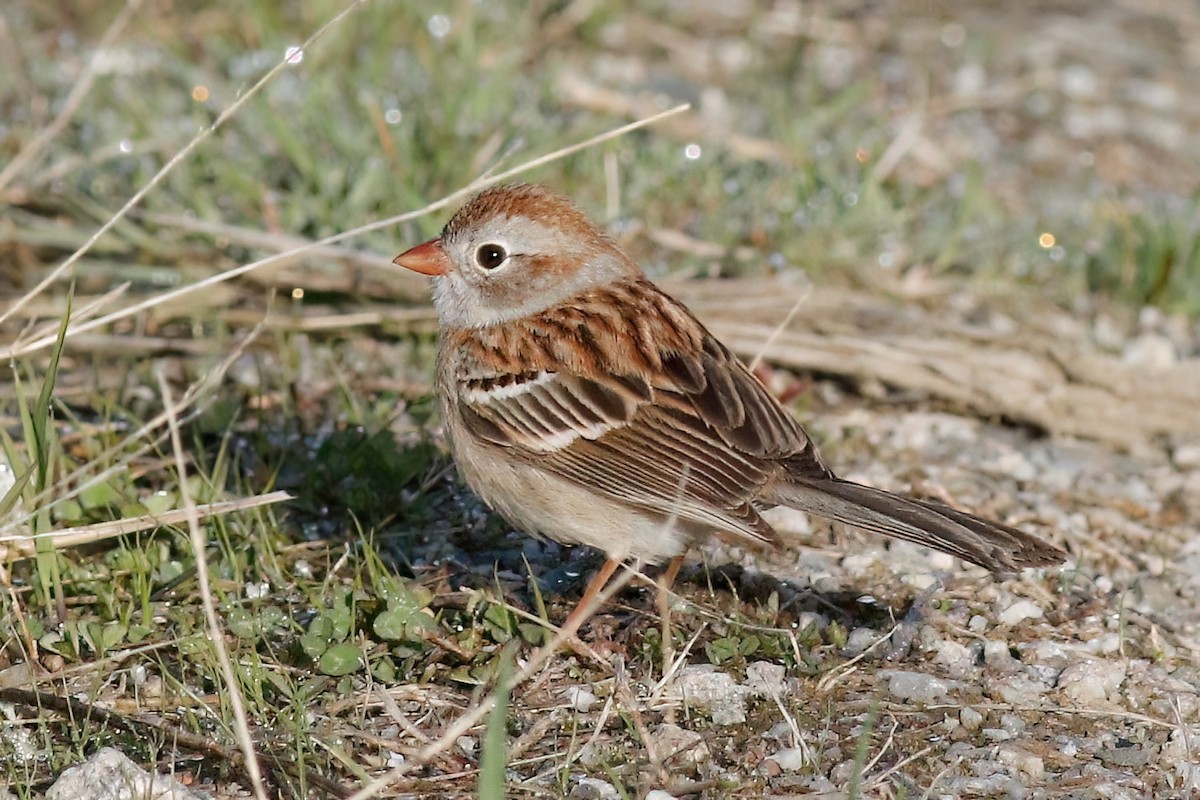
[393,183,1065,630]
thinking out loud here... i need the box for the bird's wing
[448,278,812,544]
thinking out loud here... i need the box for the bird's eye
[475,244,507,270]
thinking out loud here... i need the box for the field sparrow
[394,184,1065,621]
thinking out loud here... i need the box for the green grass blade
[478,647,514,800]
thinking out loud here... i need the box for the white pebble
[1172,444,1200,470]
[1086,632,1122,655]
[843,627,881,656]
[999,600,1044,626]
[983,640,1018,671]
[562,685,598,712]
[574,777,619,799]
[1059,658,1127,705]
[669,666,748,726]
[767,747,809,771]
[960,707,984,730]
[933,640,975,678]
[745,661,787,697]
[886,670,951,703]
[997,744,1045,780]
[1122,333,1177,369]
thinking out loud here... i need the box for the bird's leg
[562,557,621,634]
[657,555,685,679]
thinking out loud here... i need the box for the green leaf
[370,656,397,683]
[318,643,361,676]
[372,607,410,641]
[127,624,153,644]
[226,608,258,639]
[143,491,177,516]
[79,479,123,510]
[482,604,518,641]
[518,622,550,646]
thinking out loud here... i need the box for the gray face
[431,212,637,329]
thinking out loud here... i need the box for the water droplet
[842,191,858,207]
[384,108,402,125]
[878,251,896,268]
[683,143,702,160]
[428,14,451,39]
[1049,245,1066,262]
[118,140,133,154]
[284,46,304,65]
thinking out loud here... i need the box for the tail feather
[767,478,1066,573]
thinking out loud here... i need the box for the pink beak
[393,238,449,276]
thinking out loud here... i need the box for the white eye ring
[475,243,507,270]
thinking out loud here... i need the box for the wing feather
[447,277,809,544]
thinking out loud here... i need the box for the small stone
[960,707,984,731]
[988,673,1052,705]
[765,721,795,742]
[1097,743,1152,769]
[933,640,975,678]
[745,661,787,698]
[997,745,1045,780]
[456,736,476,756]
[1123,333,1177,369]
[562,685,598,712]
[794,611,828,632]
[843,627,881,657]
[654,723,708,766]
[141,674,164,700]
[981,450,1037,482]
[669,666,747,726]
[644,791,679,800]
[998,600,1043,626]
[570,777,619,800]
[1086,632,1121,655]
[886,670,952,703]
[967,614,989,633]
[1059,658,1127,706]
[47,747,206,800]
[1060,64,1097,98]
[983,640,1019,671]
[767,746,809,771]
[999,713,1027,735]
[1172,444,1200,470]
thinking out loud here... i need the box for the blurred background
[3,0,1198,309]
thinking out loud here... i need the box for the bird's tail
[766,477,1066,574]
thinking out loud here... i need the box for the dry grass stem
[0,491,291,561]
[156,369,269,800]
